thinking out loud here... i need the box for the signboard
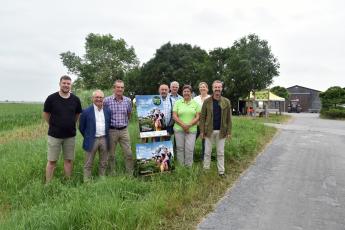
[135,141,174,175]
[136,95,168,138]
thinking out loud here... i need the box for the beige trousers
[203,130,225,174]
[84,136,108,179]
[109,128,134,174]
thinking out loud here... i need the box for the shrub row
[320,108,345,119]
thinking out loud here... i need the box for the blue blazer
[79,105,111,152]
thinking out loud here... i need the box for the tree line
[60,33,280,108]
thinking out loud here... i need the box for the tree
[209,47,231,81]
[270,86,289,99]
[123,66,142,97]
[319,86,345,109]
[60,33,139,90]
[139,42,214,94]
[214,34,279,105]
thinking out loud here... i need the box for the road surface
[198,113,345,230]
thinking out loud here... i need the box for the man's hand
[200,133,204,139]
[227,134,232,140]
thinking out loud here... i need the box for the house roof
[286,85,321,92]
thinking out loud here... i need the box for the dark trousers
[196,126,205,161]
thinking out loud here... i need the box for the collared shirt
[104,95,132,128]
[173,99,201,132]
[160,95,172,126]
[169,93,182,104]
[94,104,106,137]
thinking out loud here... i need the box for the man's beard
[61,88,70,93]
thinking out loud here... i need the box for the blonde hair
[198,82,208,89]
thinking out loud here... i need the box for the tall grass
[0,104,279,229]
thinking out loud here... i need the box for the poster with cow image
[135,95,168,138]
[135,140,174,175]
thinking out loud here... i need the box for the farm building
[286,85,321,112]
[237,90,286,115]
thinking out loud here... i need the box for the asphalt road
[198,113,345,230]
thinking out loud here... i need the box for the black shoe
[219,173,226,178]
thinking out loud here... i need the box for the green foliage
[0,103,43,132]
[0,104,277,229]
[320,108,345,119]
[61,33,139,90]
[270,86,289,99]
[73,89,113,108]
[139,42,214,94]
[211,34,279,105]
[319,86,345,109]
[123,66,142,98]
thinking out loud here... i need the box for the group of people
[165,81,232,176]
[43,75,232,183]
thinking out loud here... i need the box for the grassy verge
[0,116,278,229]
[240,113,291,124]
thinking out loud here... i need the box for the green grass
[243,113,291,124]
[0,103,43,132]
[0,104,280,229]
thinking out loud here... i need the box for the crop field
[0,103,43,132]
[0,102,280,229]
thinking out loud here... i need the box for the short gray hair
[170,81,179,87]
[92,89,104,97]
[212,80,223,88]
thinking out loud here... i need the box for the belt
[110,126,127,130]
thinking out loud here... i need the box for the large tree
[60,33,139,90]
[270,86,289,99]
[213,34,280,105]
[319,86,345,109]
[139,42,214,94]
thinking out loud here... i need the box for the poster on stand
[135,140,174,175]
[135,95,168,138]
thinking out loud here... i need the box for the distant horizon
[0,83,328,104]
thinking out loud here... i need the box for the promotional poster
[135,141,174,175]
[135,95,168,138]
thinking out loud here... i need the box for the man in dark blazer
[79,90,111,181]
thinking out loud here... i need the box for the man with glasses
[79,90,111,181]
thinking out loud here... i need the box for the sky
[1,0,344,102]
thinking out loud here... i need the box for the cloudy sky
[1,0,344,101]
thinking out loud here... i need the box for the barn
[286,85,321,113]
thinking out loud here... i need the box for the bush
[320,108,345,119]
